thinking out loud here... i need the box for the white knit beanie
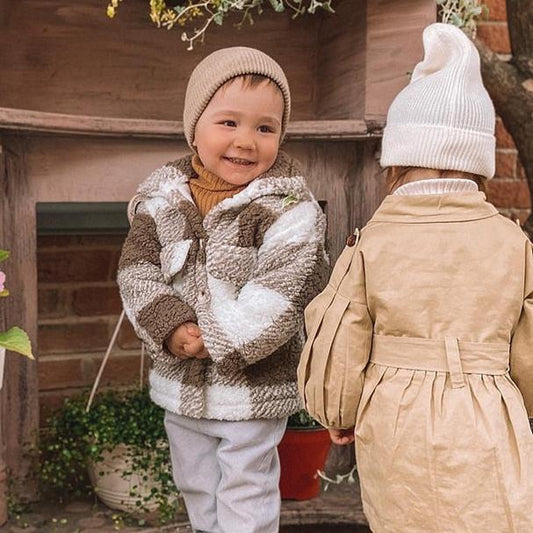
[183,46,291,150]
[381,23,496,179]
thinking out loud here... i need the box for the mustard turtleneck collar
[189,155,246,216]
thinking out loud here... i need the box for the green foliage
[0,248,34,358]
[107,0,335,50]
[40,388,179,524]
[436,0,488,37]
[287,409,321,428]
[107,1,489,49]
[0,327,34,359]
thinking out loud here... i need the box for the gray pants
[164,411,287,533]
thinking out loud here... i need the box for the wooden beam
[0,136,39,502]
[0,108,381,141]
[0,107,183,139]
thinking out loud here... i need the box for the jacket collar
[368,192,499,224]
[139,151,309,209]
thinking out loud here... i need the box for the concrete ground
[5,479,369,533]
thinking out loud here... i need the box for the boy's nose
[233,130,255,150]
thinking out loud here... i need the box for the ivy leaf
[0,327,34,359]
[0,250,9,262]
[269,0,285,12]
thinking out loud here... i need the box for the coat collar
[368,192,499,224]
[138,151,310,210]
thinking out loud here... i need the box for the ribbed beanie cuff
[183,47,291,150]
[381,124,496,178]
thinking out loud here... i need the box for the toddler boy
[118,47,327,533]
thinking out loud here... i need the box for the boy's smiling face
[193,77,284,186]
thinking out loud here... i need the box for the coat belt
[370,335,510,389]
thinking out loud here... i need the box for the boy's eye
[258,125,274,133]
[222,120,237,127]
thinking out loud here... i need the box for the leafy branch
[106,0,334,50]
[436,0,488,37]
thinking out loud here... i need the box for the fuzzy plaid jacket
[117,152,328,420]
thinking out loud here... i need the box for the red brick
[477,23,511,54]
[117,318,142,350]
[486,180,531,209]
[39,389,87,426]
[508,209,531,226]
[84,354,146,388]
[38,250,114,283]
[38,320,110,354]
[109,251,121,281]
[38,288,69,319]
[73,286,122,316]
[518,161,527,181]
[37,235,81,249]
[484,0,507,21]
[77,234,127,247]
[495,151,517,179]
[38,357,84,390]
[495,118,515,149]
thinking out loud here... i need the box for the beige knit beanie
[381,23,496,179]
[183,47,291,150]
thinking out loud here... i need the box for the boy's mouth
[224,156,255,167]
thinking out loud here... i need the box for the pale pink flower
[0,271,5,292]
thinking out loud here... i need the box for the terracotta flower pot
[278,427,331,500]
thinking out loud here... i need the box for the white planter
[87,443,162,513]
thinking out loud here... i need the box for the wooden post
[0,135,39,508]
[0,142,9,526]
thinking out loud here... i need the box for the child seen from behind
[299,23,533,533]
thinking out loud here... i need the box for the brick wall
[478,0,531,223]
[37,234,144,425]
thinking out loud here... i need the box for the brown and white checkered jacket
[117,152,328,420]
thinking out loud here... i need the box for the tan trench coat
[298,192,533,533]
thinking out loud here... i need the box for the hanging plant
[106,1,490,51]
[436,0,488,37]
[106,0,335,50]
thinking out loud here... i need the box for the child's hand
[166,322,209,360]
[328,427,355,446]
[183,325,210,360]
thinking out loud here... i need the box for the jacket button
[346,234,357,247]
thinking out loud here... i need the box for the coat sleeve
[297,238,373,429]
[510,239,533,417]
[116,205,197,359]
[198,198,328,372]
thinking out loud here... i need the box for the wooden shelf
[0,107,384,141]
